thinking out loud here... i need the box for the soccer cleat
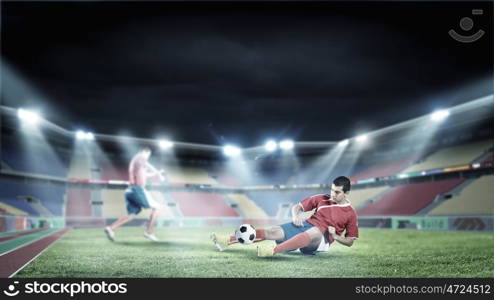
[210,232,229,252]
[104,227,115,242]
[144,231,159,242]
[257,244,275,257]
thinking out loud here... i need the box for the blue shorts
[276,221,329,255]
[125,186,159,215]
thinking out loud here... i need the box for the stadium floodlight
[76,130,86,140]
[223,145,241,157]
[85,132,95,140]
[279,140,294,150]
[158,140,174,149]
[17,108,41,125]
[338,139,349,146]
[430,109,450,122]
[76,130,95,140]
[265,140,278,152]
[356,134,368,143]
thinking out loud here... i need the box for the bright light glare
[76,130,95,140]
[17,108,41,125]
[223,145,241,157]
[279,140,294,150]
[76,130,86,140]
[338,139,349,146]
[85,132,95,140]
[265,140,278,152]
[430,109,450,122]
[356,135,368,143]
[159,140,174,149]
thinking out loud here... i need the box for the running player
[104,147,166,242]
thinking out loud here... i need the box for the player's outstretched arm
[328,226,355,247]
[291,204,310,227]
[145,162,166,181]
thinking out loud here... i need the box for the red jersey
[128,153,148,187]
[300,194,359,243]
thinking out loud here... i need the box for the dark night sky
[1,1,492,146]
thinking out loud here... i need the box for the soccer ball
[235,224,256,244]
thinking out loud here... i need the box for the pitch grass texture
[15,227,494,278]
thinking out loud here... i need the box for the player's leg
[109,214,136,230]
[104,214,136,242]
[229,225,284,245]
[299,235,323,255]
[104,186,141,242]
[146,208,160,234]
[144,208,160,242]
[141,188,161,242]
[258,226,323,257]
[211,225,284,251]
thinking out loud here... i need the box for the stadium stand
[1,144,69,178]
[481,153,493,166]
[169,192,238,217]
[348,186,391,209]
[210,170,242,186]
[292,164,358,185]
[166,167,217,184]
[65,188,91,217]
[23,196,54,217]
[350,155,421,181]
[246,191,315,217]
[101,189,127,217]
[224,193,268,218]
[0,181,64,216]
[402,140,493,173]
[65,152,92,217]
[0,202,29,216]
[427,175,494,216]
[357,179,464,215]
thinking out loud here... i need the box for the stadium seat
[348,186,391,209]
[402,140,493,173]
[225,193,268,218]
[350,155,421,181]
[358,179,464,215]
[169,192,238,217]
[427,175,494,216]
[65,152,92,217]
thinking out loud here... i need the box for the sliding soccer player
[211,176,359,256]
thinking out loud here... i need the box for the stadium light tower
[223,145,241,157]
[430,109,450,122]
[17,108,41,126]
[279,140,294,150]
[265,140,278,152]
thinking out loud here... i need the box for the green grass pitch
[14,227,494,278]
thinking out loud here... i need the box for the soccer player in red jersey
[211,176,359,256]
[104,147,166,242]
